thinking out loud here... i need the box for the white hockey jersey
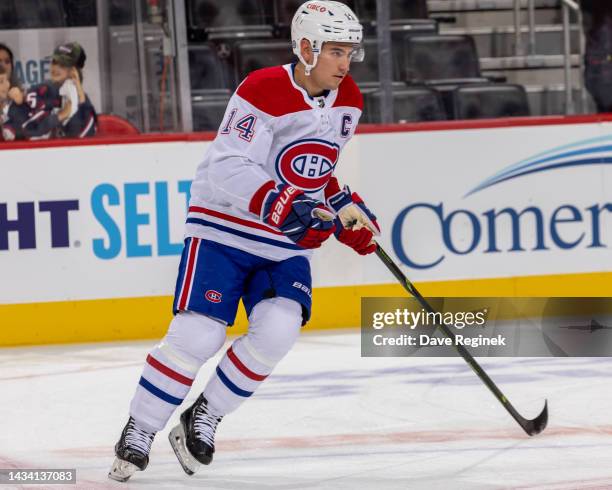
[186,63,363,261]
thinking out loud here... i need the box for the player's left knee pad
[246,296,303,363]
[203,297,302,415]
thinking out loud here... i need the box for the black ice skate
[168,393,223,475]
[108,417,156,482]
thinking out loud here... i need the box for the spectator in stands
[1,42,96,141]
[0,42,23,104]
[0,63,21,140]
[0,43,18,87]
[0,69,73,141]
[581,0,612,113]
[49,41,97,137]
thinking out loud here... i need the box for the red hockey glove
[334,217,377,255]
[327,185,381,236]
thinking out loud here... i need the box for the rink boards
[0,116,610,346]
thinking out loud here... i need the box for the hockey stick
[374,243,548,436]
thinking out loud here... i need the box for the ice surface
[1,330,611,489]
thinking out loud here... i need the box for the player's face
[0,49,12,79]
[0,74,9,100]
[50,61,71,84]
[311,42,355,90]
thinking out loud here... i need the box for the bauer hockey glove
[334,217,377,255]
[250,182,336,249]
[327,185,381,236]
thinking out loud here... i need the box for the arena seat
[187,0,272,40]
[14,0,66,28]
[347,38,401,87]
[0,2,18,29]
[189,44,232,93]
[109,0,133,25]
[97,114,140,136]
[192,94,231,131]
[403,34,482,83]
[234,40,295,82]
[354,0,429,22]
[63,0,97,26]
[452,83,531,120]
[363,86,447,123]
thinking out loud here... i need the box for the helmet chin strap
[298,39,320,76]
[299,52,318,76]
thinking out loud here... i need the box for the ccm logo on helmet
[205,290,223,303]
[307,3,326,12]
[276,138,340,192]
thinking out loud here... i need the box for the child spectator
[3,41,97,140]
[49,41,97,137]
[0,63,26,141]
[1,72,73,141]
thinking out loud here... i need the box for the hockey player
[109,0,380,482]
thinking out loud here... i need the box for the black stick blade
[521,400,548,436]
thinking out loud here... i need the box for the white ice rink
[1,329,611,490]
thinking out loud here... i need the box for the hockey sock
[129,311,227,432]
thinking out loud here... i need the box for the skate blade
[168,423,201,476]
[108,457,139,482]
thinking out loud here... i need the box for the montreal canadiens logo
[275,138,340,192]
[205,290,222,303]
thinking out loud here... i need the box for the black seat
[188,0,272,41]
[234,40,295,82]
[355,0,428,22]
[189,44,232,93]
[452,83,530,120]
[192,94,232,131]
[63,0,97,26]
[363,86,447,123]
[0,2,18,29]
[15,0,65,28]
[348,38,401,87]
[391,21,438,80]
[403,34,482,83]
[189,0,269,27]
[109,0,133,25]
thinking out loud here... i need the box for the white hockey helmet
[291,1,364,75]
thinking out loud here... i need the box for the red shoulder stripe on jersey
[237,66,311,117]
[333,74,363,111]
